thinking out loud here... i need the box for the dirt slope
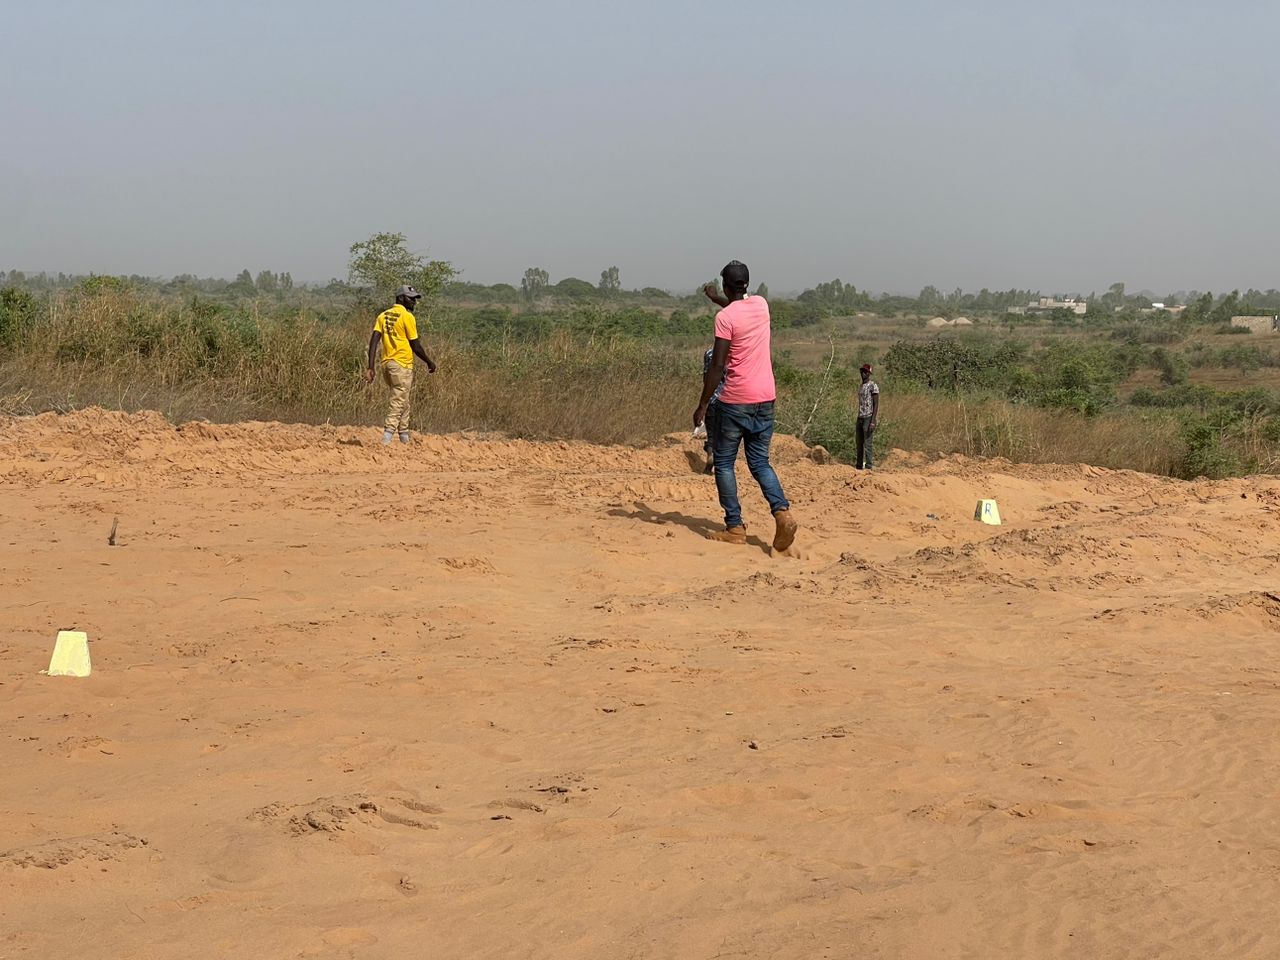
[2,409,1279,959]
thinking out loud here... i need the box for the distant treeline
[4,268,1280,328]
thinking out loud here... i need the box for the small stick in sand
[108,517,118,546]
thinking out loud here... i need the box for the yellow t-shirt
[373,304,419,368]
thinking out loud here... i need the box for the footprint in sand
[249,794,442,837]
[1,832,149,869]
[52,735,117,758]
[300,928,378,954]
[487,798,547,814]
[440,556,498,574]
[168,641,211,657]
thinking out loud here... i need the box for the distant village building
[1037,297,1088,315]
[1010,297,1088,316]
[1230,315,1280,334]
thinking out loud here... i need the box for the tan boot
[707,525,747,544]
[772,509,798,552]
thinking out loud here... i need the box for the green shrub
[76,275,128,296]
[1179,412,1239,479]
[1150,347,1189,386]
[883,336,1025,392]
[0,287,39,346]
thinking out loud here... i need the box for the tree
[230,269,256,296]
[255,270,278,293]
[1184,291,1214,324]
[918,285,943,309]
[1209,290,1241,326]
[555,277,596,299]
[598,265,620,297]
[756,282,769,299]
[348,232,455,303]
[521,267,549,304]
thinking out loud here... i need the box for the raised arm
[702,282,731,309]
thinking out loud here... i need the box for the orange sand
[2,409,1279,959]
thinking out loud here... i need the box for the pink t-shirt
[713,296,776,404]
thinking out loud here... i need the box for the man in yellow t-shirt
[362,284,438,444]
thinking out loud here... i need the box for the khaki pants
[382,360,413,432]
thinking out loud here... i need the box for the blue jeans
[713,401,790,529]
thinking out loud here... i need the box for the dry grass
[882,394,1182,474]
[3,289,1270,478]
[0,290,693,445]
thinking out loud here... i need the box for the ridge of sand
[2,408,1278,959]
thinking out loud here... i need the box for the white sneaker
[381,429,394,445]
[398,432,411,444]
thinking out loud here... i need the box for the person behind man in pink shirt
[693,260,798,553]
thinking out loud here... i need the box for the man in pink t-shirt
[694,260,798,554]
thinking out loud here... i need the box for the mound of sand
[3,409,1279,958]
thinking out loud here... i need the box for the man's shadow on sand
[682,449,706,474]
[607,502,772,555]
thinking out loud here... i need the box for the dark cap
[394,284,422,300]
[720,260,749,288]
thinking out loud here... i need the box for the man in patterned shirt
[699,345,727,474]
[856,363,880,470]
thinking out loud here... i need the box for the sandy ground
[2,408,1279,960]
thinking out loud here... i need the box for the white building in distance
[1008,297,1088,316]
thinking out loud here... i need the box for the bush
[1179,412,1239,479]
[0,287,39,347]
[1216,343,1265,374]
[769,300,825,328]
[1150,347,1189,386]
[1029,346,1121,412]
[883,336,1025,392]
[1112,321,1183,345]
[882,337,1136,416]
[1130,384,1218,409]
[554,278,597,299]
[76,275,128,296]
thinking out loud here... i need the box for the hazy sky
[3,0,1277,295]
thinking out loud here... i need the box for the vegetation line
[4,246,1280,479]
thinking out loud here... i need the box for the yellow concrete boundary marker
[47,630,92,677]
[974,499,1002,525]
